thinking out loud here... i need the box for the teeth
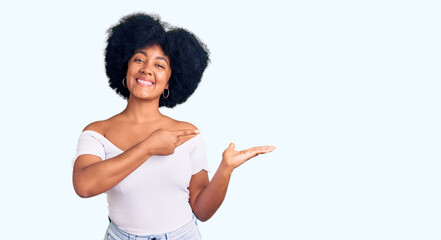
[137,79,153,85]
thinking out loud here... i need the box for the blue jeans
[104,215,201,240]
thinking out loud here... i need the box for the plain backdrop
[0,0,440,239]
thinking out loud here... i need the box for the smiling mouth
[136,78,154,86]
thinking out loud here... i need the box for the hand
[144,128,199,156]
[221,143,276,171]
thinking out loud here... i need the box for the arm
[189,143,276,221]
[73,140,152,198]
[73,128,199,198]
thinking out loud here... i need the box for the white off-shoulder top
[73,130,210,235]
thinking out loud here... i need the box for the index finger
[174,129,200,137]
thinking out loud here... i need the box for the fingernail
[195,130,200,134]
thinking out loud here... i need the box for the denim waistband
[106,215,199,240]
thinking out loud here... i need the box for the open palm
[222,143,276,170]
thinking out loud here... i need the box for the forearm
[190,143,275,221]
[74,128,199,198]
[73,141,152,198]
[193,161,233,221]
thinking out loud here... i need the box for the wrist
[219,160,234,175]
[138,139,153,157]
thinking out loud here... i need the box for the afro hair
[105,13,210,108]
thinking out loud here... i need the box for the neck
[121,96,164,123]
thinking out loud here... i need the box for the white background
[0,0,440,239]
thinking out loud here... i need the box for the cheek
[126,64,136,76]
[159,71,172,84]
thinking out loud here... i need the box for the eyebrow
[134,50,169,65]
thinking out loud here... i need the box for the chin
[130,92,160,101]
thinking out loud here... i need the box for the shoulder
[162,116,198,131]
[82,115,120,134]
[175,120,198,131]
[172,120,198,132]
[83,121,107,134]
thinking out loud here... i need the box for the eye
[156,64,165,69]
[134,58,144,63]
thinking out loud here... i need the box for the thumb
[228,142,235,150]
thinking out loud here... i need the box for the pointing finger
[175,129,200,137]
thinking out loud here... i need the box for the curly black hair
[105,13,210,108]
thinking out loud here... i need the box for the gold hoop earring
[162,89,170,98]
[122,77,127,88]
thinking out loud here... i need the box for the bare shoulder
[176,120,198,131]
[82,121,107,135]
[165,117,198,131]
[82,115,120,134]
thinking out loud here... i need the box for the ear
[165,82,170,89]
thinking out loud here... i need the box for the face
[126,44,172,101]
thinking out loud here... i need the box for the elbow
[75,189,93,198]
[194,210,214,222]
[73,172,98,198]
[195,215,209,222]
[73,181,95,198]
[191,198,217,222]
[74,186,92,198]
[197,216,210,222]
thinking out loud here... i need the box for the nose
[140,63,153,76]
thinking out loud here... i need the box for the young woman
[72,13,275,240]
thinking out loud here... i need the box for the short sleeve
[72,131,106,166]
[190,134,210,175]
